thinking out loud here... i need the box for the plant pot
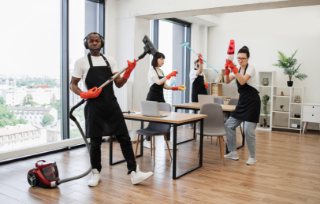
[287,81,293,87]
[267,125,270,128]
[263,118,267,128]
[260,124,263,127]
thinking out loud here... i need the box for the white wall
[208,5,320,103]
[208,5,320,130]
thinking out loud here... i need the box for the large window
[0,0,104,155]
[152,19,191,107]
[0,0,60,152]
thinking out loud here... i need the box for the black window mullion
[61,0,69,140]
[99,1,105,54]
[185,25,191,105]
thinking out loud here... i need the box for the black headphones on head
[83,32,105,49]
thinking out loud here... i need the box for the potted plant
[273,50,308,87]
[262,94,270,128]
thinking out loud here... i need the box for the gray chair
[228,98,238,105]
[196,103,226,165]
[135,103,172,166]
[214,97,223,105]
[227,98,244,138]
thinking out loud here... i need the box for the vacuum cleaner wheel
[27,172,38,187]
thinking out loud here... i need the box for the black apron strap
[100,54,111,68]
[153,67,164,78]
[87,53,94,68]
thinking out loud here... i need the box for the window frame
[152,18,191,106]
[0,0,105,164]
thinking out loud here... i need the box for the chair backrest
[146,103,171,133]
[159,102,171,112]
[199,95,214,107]
[228,98,238,105]
[214,97,223,105]
[199,103,225,130]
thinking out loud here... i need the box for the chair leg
[153,136,156,166]
[219,136,225,166]
[217,137,222,158]
[150,135,153,156]
[239,124,244,137]
[164,134,172,160]
[135,135,140,158]
[198,147,200,158]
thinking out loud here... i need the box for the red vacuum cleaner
[27,35,158,188]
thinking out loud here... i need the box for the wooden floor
[0,126,320,204]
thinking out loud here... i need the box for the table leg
[177,109,197,145]
[173,119,203,179]
[172,124,177,179]
[138,121,144,156]
[199,118,204,166]
[109,135,126,165]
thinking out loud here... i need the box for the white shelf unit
[271,86,305,133]
[256,71,276,131]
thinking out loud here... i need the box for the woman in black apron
[190,53,209,103]
[70,32,153,187]
[224,46,260,165]
[144,52,186,150]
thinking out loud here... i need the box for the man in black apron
[224,46,260,165]
[70,32,153,186]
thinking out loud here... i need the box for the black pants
[90,134,137,174]
[145,132,170,141]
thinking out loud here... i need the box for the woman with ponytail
[224,46,260,165]
[144,52,186,149]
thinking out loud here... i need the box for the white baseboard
[0,137,86,161]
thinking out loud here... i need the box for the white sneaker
[224,151,239,160]
[164,141,179,150]
[88,169,101,187]
[130,165,153,185]
[143,140,151,149]
[246,157,257,165]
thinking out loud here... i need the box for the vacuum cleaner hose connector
[138,51,148,59]
[51,181,58,187]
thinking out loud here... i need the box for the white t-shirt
[231,64,257,90]
[148,68,165,87]
[190,69,205,84]
[72,54,118,89]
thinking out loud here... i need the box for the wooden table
[172,103,244,153]
[123,110,207,179]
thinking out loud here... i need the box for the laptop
[198,95,215,107]
[140,100,168,117]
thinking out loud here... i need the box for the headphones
[83,32,105,49]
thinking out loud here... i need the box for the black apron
[146,68,165,102]
[192,72,207,102]
[84,53,128,138]
[231,64,261,123]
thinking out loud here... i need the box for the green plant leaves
[273,50,307,81]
